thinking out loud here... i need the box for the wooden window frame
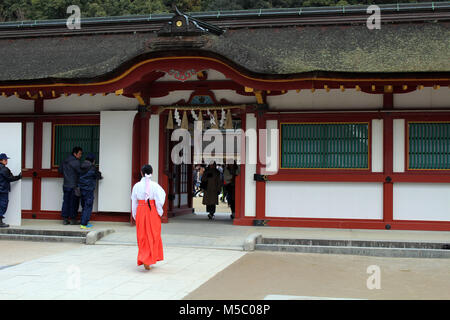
[279,121,371,171]
[406,121,450,171]
[51,122,100,169]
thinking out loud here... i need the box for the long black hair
[141,164,153,177]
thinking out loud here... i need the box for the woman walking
[131,165,166,270]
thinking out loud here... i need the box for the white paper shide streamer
[174,108,181,127]
[207,109,216,126]
[191,109,199,121]
[219,108,226,128]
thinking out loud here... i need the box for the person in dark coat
[223,161,240,219]
[78,153,102,229]
[58,146,83,225]
[201,162,222,220]
[0,153,21,228]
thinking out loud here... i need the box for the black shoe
[207,213,214,220]
[63,219,70,225]
[0,220,9,228]
[230,214,235,220]
[70,219,80,225]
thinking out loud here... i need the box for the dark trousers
[0,193,9,219]
[225,184,235,214]
[61,187,79,220]
[80,189,94,226]
[206,204,216,215]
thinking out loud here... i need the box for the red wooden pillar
[255,111,266,222]
[130,109,150,224]
[383,93,394,227]
[31,99,44,215]
[233,111,246,224]
[159,114,169,223]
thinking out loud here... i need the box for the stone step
[0,233,86,243]
[251,236,450,258]
[0,228,88,237]
[0,228,114,244]
[255,242,450,258]
[259,237,450,250]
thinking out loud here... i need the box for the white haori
[131,175,166,219]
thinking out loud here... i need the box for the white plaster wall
[393,119,405,173]
[371,119,383,173]
[41,122,52,169]
[394,87,450,109]
[25,122,34,169]
[41,178,98,212]
[267,89,383,110]
[244,113,257,217]
[21,178,32,211]
[212,90,257,104]
[266,181,383,219]
[44,94,138,113]
[150,90,193,105]
[0,123,22,226]
[204,69,228,80]
[393,183,450,221]
[0,96,34,113]
[40,178,63,211]
[149,115,160,184]
[98,110,136,212]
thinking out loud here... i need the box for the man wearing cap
[58,146,83,225]
[78,153,103,229]
[0,153,22,228]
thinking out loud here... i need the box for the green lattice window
[408,122,450,170]
[53,124,100,167]
[281,123,369,169]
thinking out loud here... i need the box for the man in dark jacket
[201,162,222,220]
[0,153,22,228]
[58,146,82,225]
[78,153,102,229]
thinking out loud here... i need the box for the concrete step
[0,228,88,237]
[0,233,86,243]
[0,227,114,244]
[253,237,450,258]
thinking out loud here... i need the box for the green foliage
[0,0,432,21]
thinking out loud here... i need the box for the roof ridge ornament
[158,6,224,37]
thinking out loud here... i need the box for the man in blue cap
[0,153,22,228]
[78,153,103,229]
[58,146,83,225]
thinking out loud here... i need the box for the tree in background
[0,0,30,21]
[0,0,435,21]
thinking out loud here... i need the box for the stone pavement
[0,243,245,300]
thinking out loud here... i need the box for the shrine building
[0,2,449,230]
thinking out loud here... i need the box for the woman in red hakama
[131,165,166,270]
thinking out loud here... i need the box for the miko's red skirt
[136,200,163,266]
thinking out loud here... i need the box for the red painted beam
[267,173,384,182]
[233,217,450,231]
